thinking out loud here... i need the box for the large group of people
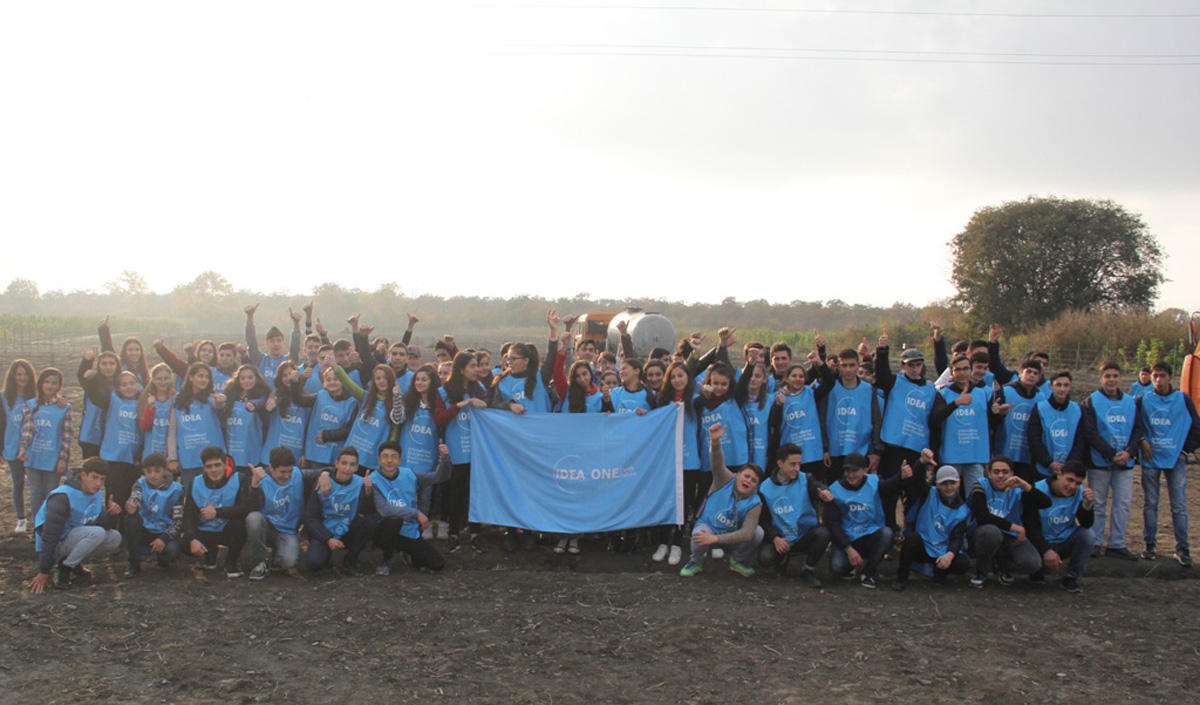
[2,304,1198,595]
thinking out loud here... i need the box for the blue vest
[914,486,970,558]
[829,474,885,541]
[993,383,1037,464]
[1034,479,1083,545]
[938,385,992,464]
[827,380,875,457]
[699,398,750,468]
[141,398,172,461]
[1035,399,1081,477]
[2,395,31,462]
[34,484,104,551]
[258,468,305,534]
[257,354,286,384]
[760,476,819,543]
[211,366,232,392]
[99,392,143,464]
[1129,380,1154,399]
[1140,390,1192,469]
[224,400,264,467]
[558,390,604,414]
[262,402,309,465]
[400,406,438,473]
[880,375,936,452]
[696,481,762,535]
[304,391,357,465]
[778,388,823,463]
[136,476,183,534]
[79,395,103,445]
[1088,391,1136,468]
[345,399,391,468]
[439,388,474,465]
[610,386,652,414]
[27,402,69,471]
[395,369,415,394]
[320,474,364,538]
[190,473,241,533]
[494,371,551,413]
[742,398,772,469]
[369,468,421,539]
[978,480,1023,536]
[175,399,225,469]
[302,363,324,394]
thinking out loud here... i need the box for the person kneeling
[122,453,184,577]
[304,447,376,576]
[969,455,1051,588]
[680,423,765,578]
[184,445,254,578]
[246,446,317,580]
[1028,460,1096,593]
[30,457,122,593]
[369,441,452,574]
[757,443,832,587]
[894,456,970,590]
[826,452,898,589]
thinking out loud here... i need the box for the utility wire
[484,3,1200,19]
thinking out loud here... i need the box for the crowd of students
[2,304,1198,595]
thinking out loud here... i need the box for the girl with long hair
[649,361,702,566]
[167,362,226,487]
[19,368,73,517]
[337,363,397,472]
[261,360,310,466]
[138,362,176,466]
[221,365,271,474]
[2,359,37,531]
[438,351,489,553]
[77,349,120,459]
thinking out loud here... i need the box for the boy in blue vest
[304,446,377,576]
[121,452,184,578]
[1027,371,1086,479]
[756,443,832,587]
[1026,460,1095,593]
[825,452,897,589]
[1138,362,1200,565]
[246,446,319,580]
[969,456,1051,588]
[873,333,937,535]
[820,349,883,487]
[991,359,1046,484]
[894,457,972,590]
[30,457,122,593]
[680,423,765,578]
[1080,361,1144,560]
[243,303,301,384]
[1130,367,1153,398]
[184,445,254,578]
[369,440,452,574]
[931,354,996,495]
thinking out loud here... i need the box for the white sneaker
[668,545,682,566]
[14,519,27,533]
[437,521,450,540]
[651,544,669,562]
[711,547,725,560]
[554,538,567,554]
[422,525,434,540]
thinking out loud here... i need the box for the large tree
[950,196,1164,330]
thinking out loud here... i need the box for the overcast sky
[2,1,1197,310]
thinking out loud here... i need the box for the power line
[499,49,1200,66]
[484,3,1200,19]
[508,42,1200,59]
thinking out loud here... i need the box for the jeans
[27,469,60,521]
[6,458,26,520]
[957,463,986,497]
[1089,467,1133,549]
[1048,528,1095,579]
[689,522,764,566]
[830,526,894,579]
[55,525,122,567]
[972,524,1042,575]
[245,511,300,569]
[1142,457,1189,552]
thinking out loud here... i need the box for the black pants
[79,442,100,460]
[447,463,480,535]
[189,521,247,570]
[896,533,969,581]
[683,470,712,523]
[122,513,182,566]
[105,461,138,510]
[880,445,921,532]
[305,516,375,571]
[758,525,831,570]
[374,516,445,570]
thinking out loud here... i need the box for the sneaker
[667,545,682,566]
[54,563,72,589]
[567,538,580,555]
[679,561,703,577]
[729,559,756,577]
[651,544,669,562]
[503,531,516,553]
[422,526,434,540]
[711,547,725,560]
[249,561,269,581]
[1176,550,1193,568]
[1061,577,1082,593]
[71,565,93,582]
[123,563,141,579]
[1028,572,1047,585]
[1107,546,1139,561]
[437,521,450,540]
[554,538,567,555]
[225,566,243,579]
[841,570,857,581]
[799,567,823,588]
[471,535,488,554]
[892,579,908,592]
[374,560,391,576]
[859,575,877,589]
[1142,546,1158,561]
[14,518,27,533]
[969,573,985,589]
[997,572,1014,587]
[447,535,461,553]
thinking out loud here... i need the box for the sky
[1,1,1197,310]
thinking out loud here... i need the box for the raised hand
[406,312,419,328]
[288,307,301,325]
[878,332,889,349]
[708,423,726,442]
[244,303,259,318]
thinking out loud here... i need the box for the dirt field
[1,383,1198,704]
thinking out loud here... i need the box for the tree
[950,196,1164,330]
[104,269,149,296]
[174,271,234,299]
[4,278,39,299]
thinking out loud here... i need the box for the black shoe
[447,535,462,554]
[799,567,822,588]
[1142,546,1158,561]
[892,579,908,592]
[1177,550,1193,568]
[471,535,488,554]
[502,532,516,553]
[1061,577,1082,594]
[1106,546,1139,561]
[54,563,72,589]
[859,575,877,590]
[123,563,141,579]
[997,572,1014,587]
[1028,571,1047,585]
